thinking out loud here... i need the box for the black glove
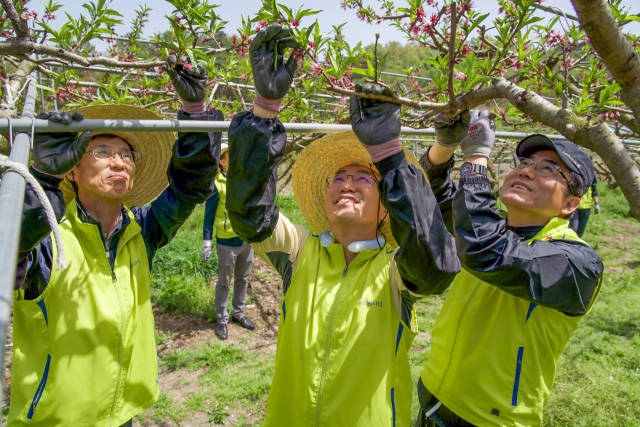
[32,111,93,176]
[250,24,300,100]
[349,83,401,146]
[434,110,472,148]
[162,55,207,102]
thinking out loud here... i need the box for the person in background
[202,142,255,341]
[415,111,604,427]
[11,56,222,426]
[569,175,599,237]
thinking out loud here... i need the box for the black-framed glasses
[511,157,576,196]
[326,172,377,188]
[85,145,143,165]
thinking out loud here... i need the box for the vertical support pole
[0,72,39,404]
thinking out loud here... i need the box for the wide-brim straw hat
[292,132,427,248]
[60,104,174,207]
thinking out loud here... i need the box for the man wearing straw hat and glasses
[225,24,461,426]
[11,57,222,426]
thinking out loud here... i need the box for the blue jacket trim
[217,236,244,247]
[526,302,537,322]
[282,301,286,321]
[395,323,404,356]
[512,347,524,406]
[391,387,396,427]
[27,354,51,419]
[36,300,48,326]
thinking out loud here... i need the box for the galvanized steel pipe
[0,73,39,403]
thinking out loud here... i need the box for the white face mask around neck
[320,230,386,253]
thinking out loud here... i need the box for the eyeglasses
[511,157,576,196]
[85,145,143,165]
[326,173,377,188]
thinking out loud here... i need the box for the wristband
[181,99,206,115]
[253,96,283,112]
[204,240,212,248]
[364,137,403,163]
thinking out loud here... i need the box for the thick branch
[0,39,164,69]
[617,113,640,135]
[492,77,640,221]
[0,0,34,39]
[0,59,37,119]
[572,0,640,125]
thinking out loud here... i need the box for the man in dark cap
[415,111,604,427]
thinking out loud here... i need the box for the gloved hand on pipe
[349,83,402,162]
[32,110,93,177]
[250,24,300,112]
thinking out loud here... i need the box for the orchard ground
[2,189,640,426]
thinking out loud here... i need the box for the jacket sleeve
[375,151,461,301]
[203,184,219,241]
[250,214,310,296]
[134,109,223,264]
[452,174,604,316]
[591,176,598,197]
[419,149,458,235]
[226,111,286,243]
[15,167,66,290]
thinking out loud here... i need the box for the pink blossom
[309,41,315,48]
[454,70,466,81]
[310,61,322,74]
[499,108,505,117]
[260,21,267,28]
[232,34,237,43]
[498,67,507,76]
[290,19,299,27]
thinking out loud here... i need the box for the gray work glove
[162,55,207,102]
[32,110,93,176]
[460,110,496,160]
[203,246,212,263]
[594,202,600,214]
[349,83,401,146]
[434,110,472,148]
[250,24,300,100]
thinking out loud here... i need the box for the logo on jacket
[131,259,140,267]
[355,300,382,307]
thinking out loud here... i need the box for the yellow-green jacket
[253,216,419,427]
[10,201,158,426]
[421,219,602,427]
[203,172,241,245]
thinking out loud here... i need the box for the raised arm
[349,84,460,299]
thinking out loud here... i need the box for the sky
[28,0,639,52]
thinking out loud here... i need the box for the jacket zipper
[435,280,482,395]
[109,267,125,427]
[315,266,348,427]
[224,213,227,230]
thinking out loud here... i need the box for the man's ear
[379,203,389,223]
[560,194,581,217]
[66,170,76,182]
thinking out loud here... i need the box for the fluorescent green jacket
[420,219,601,427]
[9,201,159,426]
[578,187,593,209]
[252,216,418,427]
[213,172,236,240]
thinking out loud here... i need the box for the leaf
[624,15,640,22]
[31,83,56,93]
[466,13,489,35]
[576,99,594,114]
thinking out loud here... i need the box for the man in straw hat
[414,111,603,427]
[202,142,256,340]
[11,57,222,426]
[225,24,461,426]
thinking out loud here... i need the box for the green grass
[143,190,640,426]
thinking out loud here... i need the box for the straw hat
[60,104,175,207]
[292,132,427,247]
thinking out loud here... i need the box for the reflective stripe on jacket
[420,218,602,427]
[9,200,158,426]
[254,215,417,427]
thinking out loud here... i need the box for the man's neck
[77,192,124,235]
[330,223,378,265]
[505,209,552,228]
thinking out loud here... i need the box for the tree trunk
[572,0,640,126]
[492,78,640,221]
[0,59,37,119]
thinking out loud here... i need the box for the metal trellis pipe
[0,119,639,146]
[0,72,39,404]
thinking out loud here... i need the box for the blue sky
[29,0,639,50]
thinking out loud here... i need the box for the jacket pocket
[27,354,51,419]
[511,347,524,406]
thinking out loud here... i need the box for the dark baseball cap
[516,134,594,197]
